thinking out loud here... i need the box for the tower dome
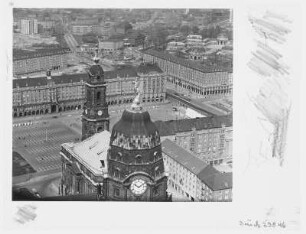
[87,47,104,84]
[110,109,161,150]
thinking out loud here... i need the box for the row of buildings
[13,48,70,76]
[156,115,232,165]
[59,54,232,201]
[142,49,233,98]
[15,18,58,35]
[12,63,166,118]
[162,139,232,201]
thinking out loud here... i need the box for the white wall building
[21,19,38,35]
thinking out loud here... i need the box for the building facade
[20,19,38,35]
[142,49,232,99]
[12,64,166,118]
[155,115,232,165]
[162,139,232,202]
[71,25,93,35]
[13,72,85,117]
[99,39,124,52]
[13,48,70,76]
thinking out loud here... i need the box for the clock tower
[82,48,109,140]
[103,78,168,201]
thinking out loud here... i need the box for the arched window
[114,167,121,178]
[135,154,142,164]
[97,91,101,101]
[97,126,103,132]
[153,151,158,161]
[117,152,122,161]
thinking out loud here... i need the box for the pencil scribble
[14,204,37,224]
[248,10,292,166]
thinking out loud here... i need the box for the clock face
[98,110,102,116]
[130,179,147,195]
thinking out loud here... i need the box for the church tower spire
[81,46,110,140]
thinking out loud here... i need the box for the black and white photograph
[11,8,233,202]
[0,0,305,233]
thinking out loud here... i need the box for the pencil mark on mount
[14,204,37,224]
[248,10,292,166]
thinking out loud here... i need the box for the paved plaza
[12,103,183,180]
[13,120,80,175]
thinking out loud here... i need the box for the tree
[147,26,169,49]
[180,25,191,36]
[192,26,199,34]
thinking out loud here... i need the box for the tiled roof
[13,77,48,88]
[51,74,85,84]
[162,139,232,191]
[162,139,209,174]
[155,115,232,137]
[12,67,138,88]
[13,48,71,61]
[137,63,163,74]
[197,169,232,191]
[142,49,232,73]
[104,67,138,79]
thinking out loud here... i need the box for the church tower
[103,78,168,201]
[82,48,109,140]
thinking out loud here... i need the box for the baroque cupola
[105,77,168,201]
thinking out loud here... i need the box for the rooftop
[13,67,139,88]
[162,139,232,191]
[162,139,209,175]
[13,48,70,61]
[155,115,232,137]
[142,49,232,73]
[197,169,232,191]
[62,130,111,175]
[137,63,163,74]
